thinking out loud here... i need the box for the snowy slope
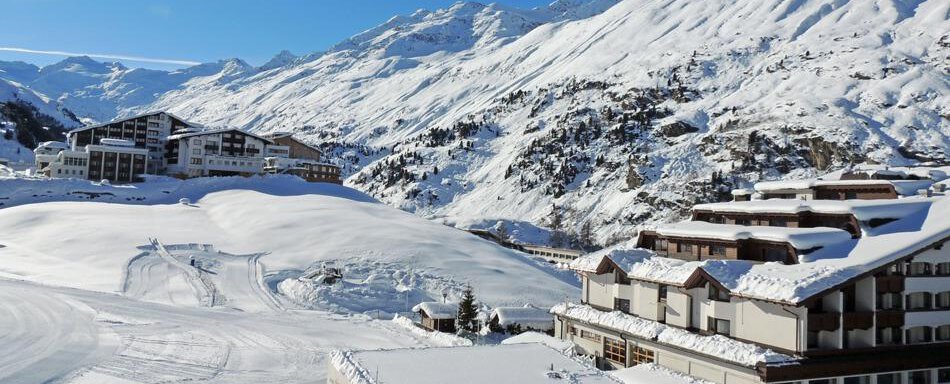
[0,176,577,311]
[2,0,947,245]
[135,0,949,244]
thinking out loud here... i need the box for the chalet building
[33,141,69,171]
[66,111,198,174]
[553,195,949,384]
[164,128,272,178]
[262,132,342,183]
[488,306,554,334]
[691,199,935,238]
[754,179,934,201]
[412,302,458,333]
[637,222,852,264]
[521,244,586,263]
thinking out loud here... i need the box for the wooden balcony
[876,311,905,328]
[842,312,874,330]
[808,311,840,332]
[875,275,904,293]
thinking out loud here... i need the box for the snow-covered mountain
[2,0,948,245]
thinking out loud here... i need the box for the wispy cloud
[0,47,200,66]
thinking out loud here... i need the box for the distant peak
[259,50,299,71]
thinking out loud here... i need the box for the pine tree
[579,221,594,250]
[457,286,478,332]
[549,205,567,247]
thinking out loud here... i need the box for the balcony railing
[808,311,839,332]
[842,312,874,330]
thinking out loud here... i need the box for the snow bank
[501,331,574,354]
[0,176,578,310]
[391,315,472,347]
[610,363,713,384]
[551,303,795,366]
[331,343,617,384]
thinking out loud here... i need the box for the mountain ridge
[1,0,947,245]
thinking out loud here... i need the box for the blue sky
[0,0,553,70]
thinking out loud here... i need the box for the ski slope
[0,176,578,310]
[0,279,431,383]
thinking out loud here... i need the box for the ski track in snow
[0,278,430,383]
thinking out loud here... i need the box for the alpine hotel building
[554,170,949,384]
[34,111,341,183]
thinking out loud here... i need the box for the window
[877,293,903,310]
[603,337,626,365]
[807,330,820,349]
[630,346,654,365]
[708,284,730,302]
[937,292,950,309]
[808,379,834,384]
[885,263,905,276]
[614,298,630,314]
[658,284,668,302]
[190,158,203,165]
[568,325,577,336]
[939,368,950,384]
[908,262,932,276]
[656,239,668,252]
[910,370,932,384]
[193,149,201,155]
[769,218,788,227]
[907,292,932,310]
[707,317,730,336]
[677,243,693,254]
[876,373,902,384]
[843,376,871,384]
[937,325,950,342]
[709,245,726,257]
[734,218,751,226]
[761,248,788,263]
[906,326,933,344]
[579,329,601,342]
[937,263,950,276]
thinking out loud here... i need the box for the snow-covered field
[0,175,579,382]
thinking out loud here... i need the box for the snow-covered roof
[730,188,753,196]
[551,303,795,367]
[500,331,574,353]
[411,302,458,319]
[166,128,274,143]
[36,141,68,150]
[571,196,950,304]
[67,111,200,134]
[754,178,933,196]
[693,198,936,221]
[651,221,852,250]
[329,343,618,384]
[489,305,553,330]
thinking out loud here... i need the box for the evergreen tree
[549,204,567,247]
[457,286,478,331]
[496,222,510,241]
[579,221,594,250]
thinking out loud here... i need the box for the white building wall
[586,272,614,309]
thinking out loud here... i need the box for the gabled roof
[67,111,200,135]
[263,132,323,155]
[166,128,274,144]
[412,302,458,319]
[569,196,950,305]
[489,305,553,330]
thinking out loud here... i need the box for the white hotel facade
[554,186,950,384]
